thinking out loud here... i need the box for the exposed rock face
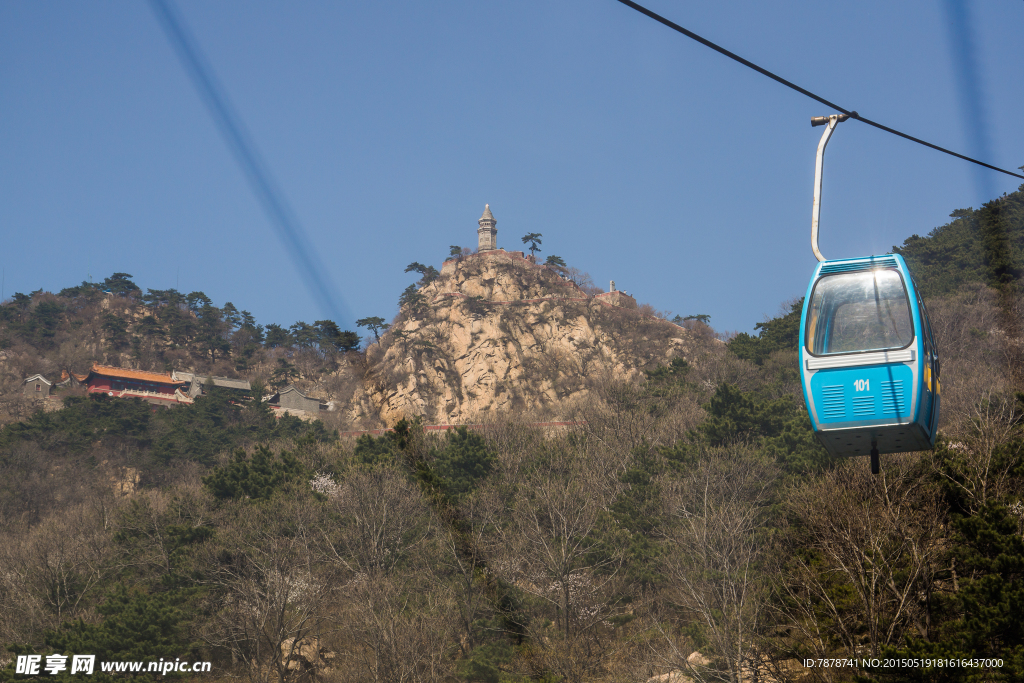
[280,637,334,680]
[357,251,693,426]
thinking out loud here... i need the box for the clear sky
[2,0,1022,336]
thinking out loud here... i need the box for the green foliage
[220,302,242,329]
[152,389,248,466]
[101,273,141,297]
[27,302,64,348]
[356,316,390,344]
[664,383,828,475]
[0,293,66,349]
[286,319,357,354]
[0,272,373,371]
[432,426,495,499]
[894,187,1024,297]
[263,322,292,348]
[184,291,212,312]
[141,288,184,308]
[102,313,130,350]
[642,357,693,412]
[136,315,164,340]
[289,320,319,348]
[876,502,1024,682]
[544,255,565,268]
[456,638,522,683]
[728,298,803,365]
[0,394,152,456]
[44,585,196,682]
[644,357,690,386]
[521,232,542,258]
[315,320,359,352]
[758,410,830,475]
[270,358,297,387]
[700,383,789,444]
[0,586,196,682]
[114,497,214,588]
[596,449,665,590]
[352,420,424,469]
[59,281,104,304]
[203,444,306,501]
[948,503,1024,669]
[934,440,1024,518]
[405,261,440,286]
[10,292,32,315]
[0,388,330,470]
[399,284,428,316]
[195,304,230,361]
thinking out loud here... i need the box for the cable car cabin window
[806,269,914,355]
[913,288,931,356]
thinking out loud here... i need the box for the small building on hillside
[594,290,637,309]
[592,279,637,309]
[85,364,190,406]
[172,371,252,399]
[267,385,324,413]
[22,374,52,398]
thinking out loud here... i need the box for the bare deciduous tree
[334,576,454,683]
[934,390,1023,513]
[572,375,666,459]
[201,500,336,683]
[0,502,117,643]
[53,338,95,377]
[315,467,454,682]
[113,486,212,582]
[779,454,945,665]
[434,487,502,660]
[656,447,777,683]
[493,441,625,682]
[322,467,432,579]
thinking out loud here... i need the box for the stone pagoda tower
[477,204,497,252]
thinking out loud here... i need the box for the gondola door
[913,283,940,445]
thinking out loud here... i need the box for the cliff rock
[355,250,694,425]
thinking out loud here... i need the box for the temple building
[84,364,191,406]
[266,384,324,414]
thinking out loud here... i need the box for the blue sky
[2,0,1022,335]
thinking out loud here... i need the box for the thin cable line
[149,0,353,324]
[614,0,1024,181]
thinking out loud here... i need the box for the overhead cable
[614,0,1024,181]
[149,0,353,324]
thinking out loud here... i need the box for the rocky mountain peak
[350,250,695,426]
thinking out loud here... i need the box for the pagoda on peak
[477,204,497,251]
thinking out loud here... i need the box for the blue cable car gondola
[799,115,940,473]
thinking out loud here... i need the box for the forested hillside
[896,188,1024,296]
[1,185,1023,682]
[0,274,363,426]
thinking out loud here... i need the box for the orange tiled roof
[89,364,186,385]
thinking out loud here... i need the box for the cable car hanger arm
[810,114,851,263]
